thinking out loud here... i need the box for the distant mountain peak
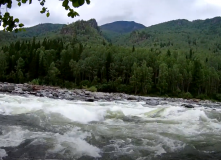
[100,21,146,34]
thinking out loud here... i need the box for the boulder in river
[52,92,59,98]
[192,99,200,103]
[86,97,95,102]
[64,94,75,100]
[181,104,195,108]
[127,96,137,101]
[48,94,54,98]
[146,100,159,106]
[22,86,33,92]
[0,85,15,92]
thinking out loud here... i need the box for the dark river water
[0,94,221,160]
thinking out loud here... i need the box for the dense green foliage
[1,17,221,100]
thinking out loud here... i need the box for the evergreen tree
[157,63,169,94]
[47,62,60,85]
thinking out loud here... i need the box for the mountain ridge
[100,21,146,33]
[106,16,221,53]
[1,16,221,49]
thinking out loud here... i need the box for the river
[0,93,221,160]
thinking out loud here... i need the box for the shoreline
[0,82,218,106]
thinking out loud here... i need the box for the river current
[0,93,221,160]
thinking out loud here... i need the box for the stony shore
[0,82,220,108]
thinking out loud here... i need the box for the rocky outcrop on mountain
[87,19,100,31]
[129,30,152,43]
[60,19,100,35]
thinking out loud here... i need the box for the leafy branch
[0,0,90,32]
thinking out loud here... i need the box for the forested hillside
[0,23,64,46]
[109,17,221,54]
[1,17,221,100]
[15,23,64,38]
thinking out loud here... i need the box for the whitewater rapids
[0,93,221,160]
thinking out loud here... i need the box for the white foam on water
[141,105,221,135]
[0,149,7,159]
[47,129,101,158]
[0,94,105,123]
[0,93,221,158]
[0,126,29,147]
[0,94,155,123]
[0,125,101,159]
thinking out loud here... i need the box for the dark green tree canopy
[0,0,90,32]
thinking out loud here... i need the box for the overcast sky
[1,0,221,30]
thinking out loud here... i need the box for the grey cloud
[98,10,134,25]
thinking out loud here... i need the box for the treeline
[1,37,221,100]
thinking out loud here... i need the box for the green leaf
[19,23,24,27]
[72,11,79,17]
[40,7,47,13]
[4,12,10,17]
[62,0,70,10]
[40,0,45,6]
[22,0,27,4]
[86,0,90,4]
[67,10,79,18]
[14,18,19,23]
[7,2,12,8]
[62,0,68,7]
[72,1,80,7]
[78,0,85,6]
[46,12,50,17]
[18,2,21,6]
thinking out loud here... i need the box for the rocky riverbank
[0,82,219,108]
